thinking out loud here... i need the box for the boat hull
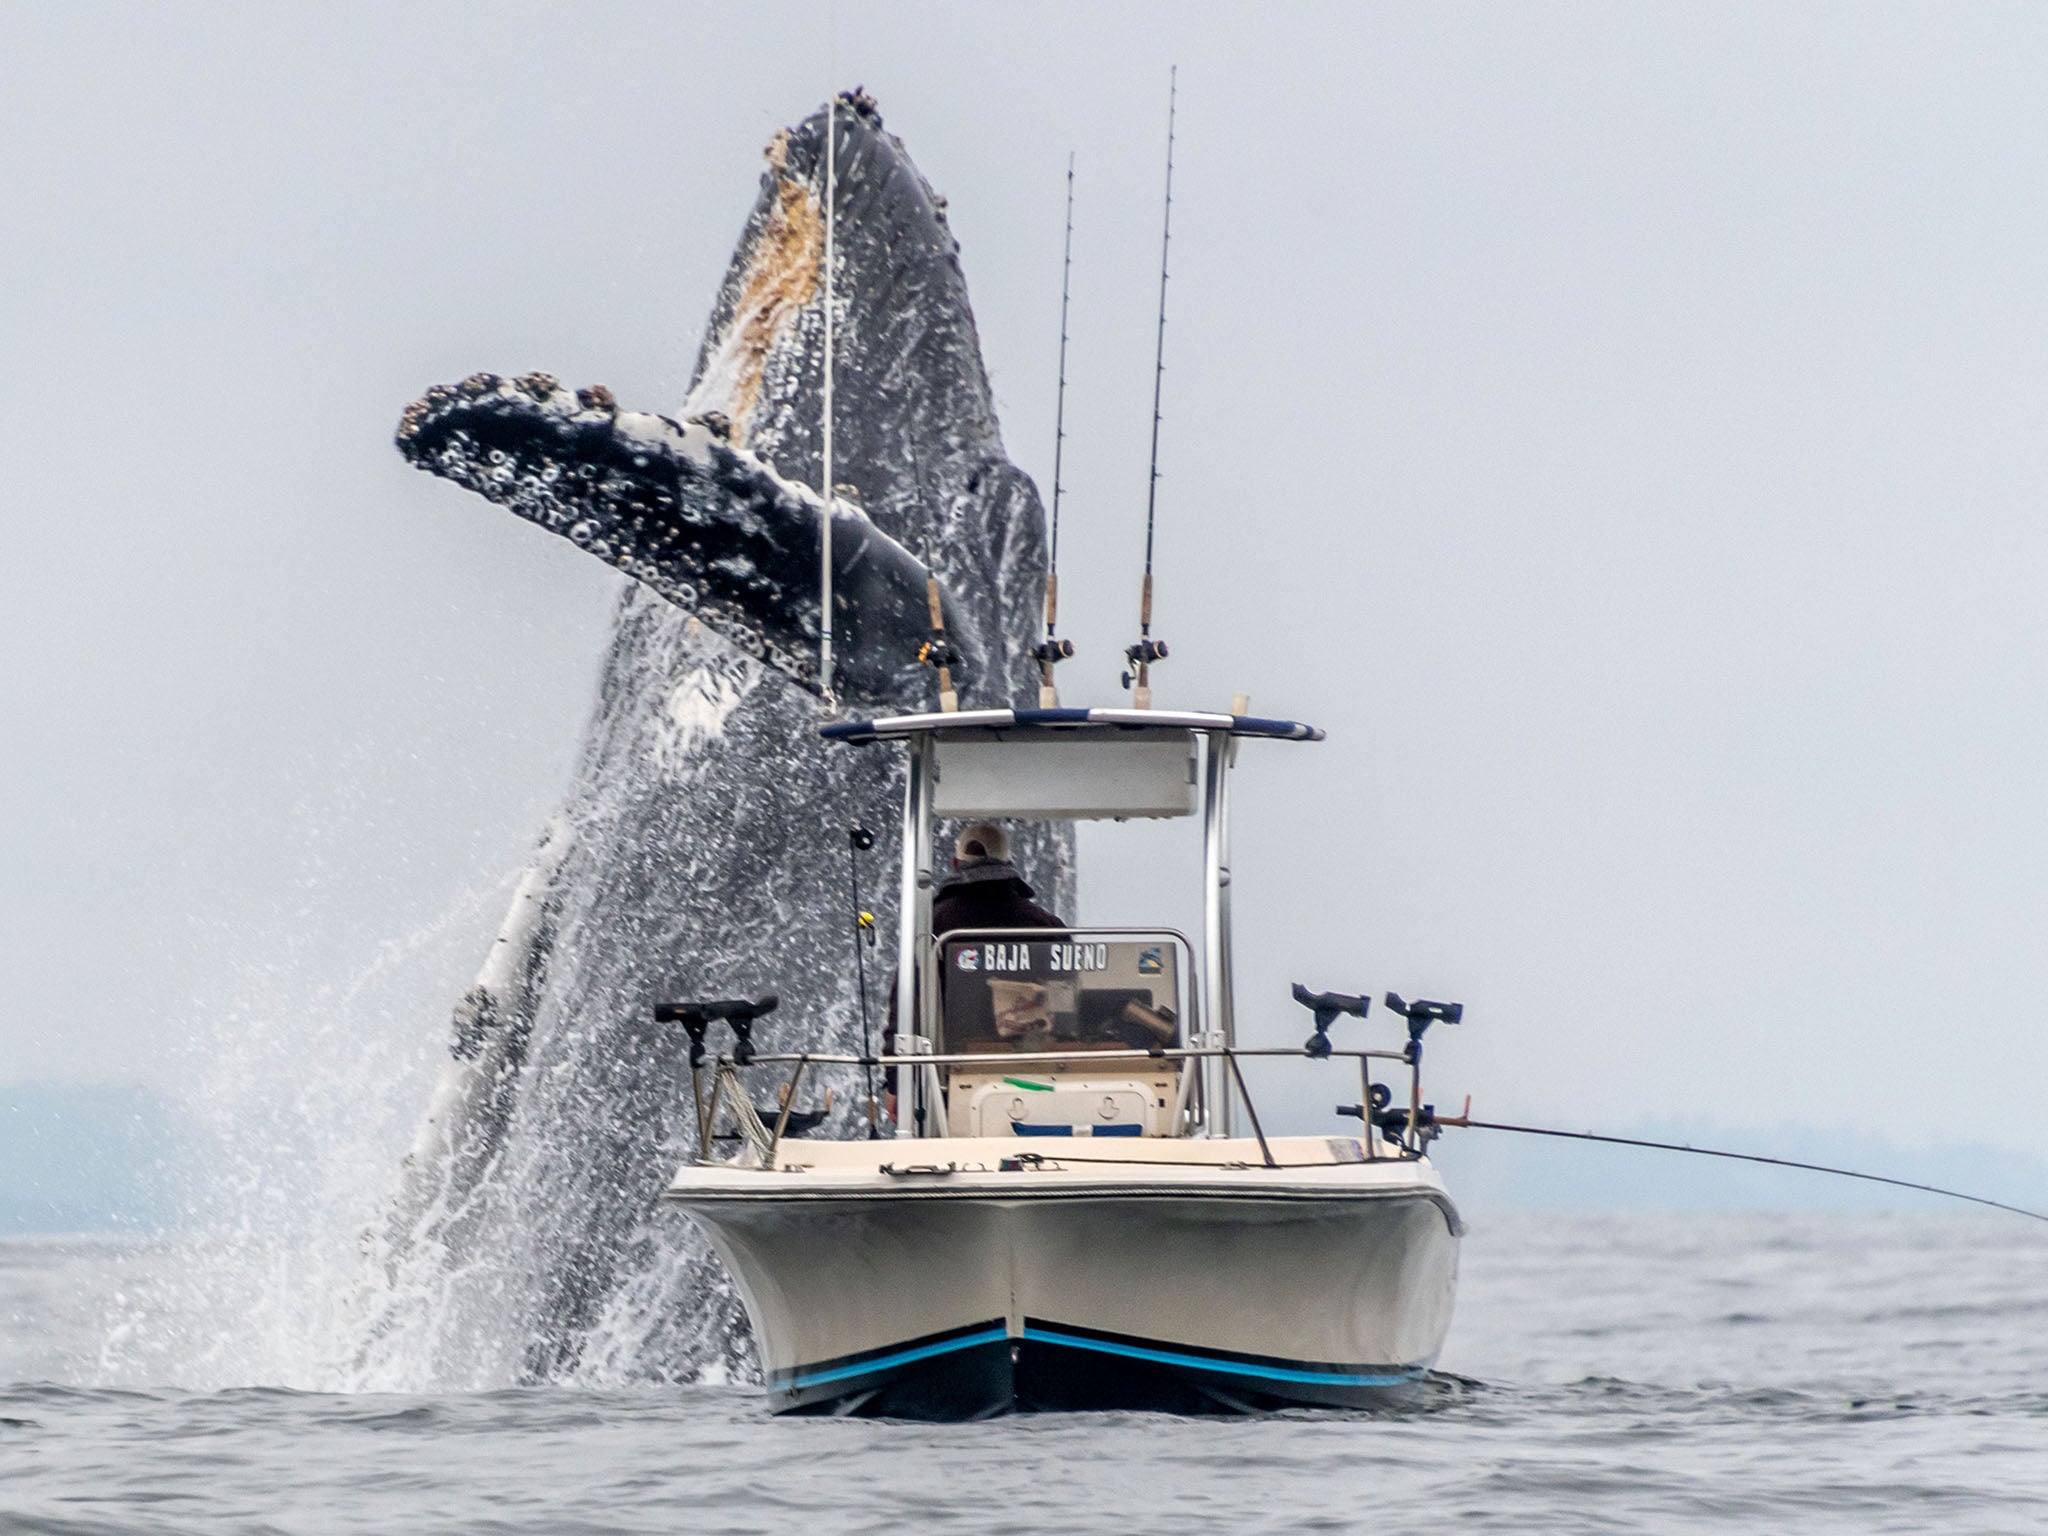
[667,1142,1461,1418]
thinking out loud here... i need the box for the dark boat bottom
[775,1330,1014,1420]
[774,1320,1427,1420]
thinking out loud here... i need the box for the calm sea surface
[4,1210,2045,1534]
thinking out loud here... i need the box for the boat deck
[667,1134,1456,1208]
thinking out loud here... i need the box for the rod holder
[654,994,780,1068]
[1291,982,1369,1058]
[1383,993,1463,1061]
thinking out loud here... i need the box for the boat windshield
[935,933,1183,1055]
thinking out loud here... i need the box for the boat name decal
[961,940,1114,973]
[1044,942,1109,972]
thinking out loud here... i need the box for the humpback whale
[371,92,1074,1386]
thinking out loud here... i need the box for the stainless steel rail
[725,1046,1407,1069]
[690,1043,1422,1168]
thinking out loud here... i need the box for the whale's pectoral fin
[396,372,982,702]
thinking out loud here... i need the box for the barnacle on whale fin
[393,375,980,700]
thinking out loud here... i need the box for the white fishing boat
[662,707,1465,1417]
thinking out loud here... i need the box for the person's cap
[955,821,1009,862]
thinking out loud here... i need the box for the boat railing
[696,1043,1421,1171]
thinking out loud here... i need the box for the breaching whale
[372,92,1074,1386]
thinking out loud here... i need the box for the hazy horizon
[8,1075,2043,1235]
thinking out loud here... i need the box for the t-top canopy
[819,707,1325,745]
[823,707,1323,819]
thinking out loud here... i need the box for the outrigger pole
[1124,68,1176,710]
[817,94,838,707]
[1036,154,1078,707]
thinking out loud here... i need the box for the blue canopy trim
[821,707,1324,744]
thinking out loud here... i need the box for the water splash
[94,871,513,1391]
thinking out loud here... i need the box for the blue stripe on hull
[1020,1324,1423,1388]
[783,1326,1009,1390]
[770,1318,1426,1417]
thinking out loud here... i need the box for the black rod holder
[654,994,781,1068]
[1291,982,1369,1059]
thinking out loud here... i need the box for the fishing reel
[1034,635,1076,708]
[1335,1083,1395,1120]
[1121,638,1169,705]
[918,577,960,713]
[1335,1091,1442,1149]
[1121,638,1169,678]
[1375,1100,1442,1148]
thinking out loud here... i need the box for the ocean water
[4,1210,2045,1534]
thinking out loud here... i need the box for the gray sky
[5,4,2045,1162]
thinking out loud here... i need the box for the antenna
[817,95,838,707]
[1124,67,1176,710]
[1036,154,1078,707]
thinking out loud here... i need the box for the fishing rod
[918,577,960,713]
[817,93,839,708]
[1123,67,1175,710]
[1036,154,1078,707]
[1419,1111,2048,1225]
[817,89,958,718]
[845,824,879,1137]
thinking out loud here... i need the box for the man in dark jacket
[882,820,1065,1070]
[930,821,1064,936]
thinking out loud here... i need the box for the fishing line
[1439,1117,2048,1224]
